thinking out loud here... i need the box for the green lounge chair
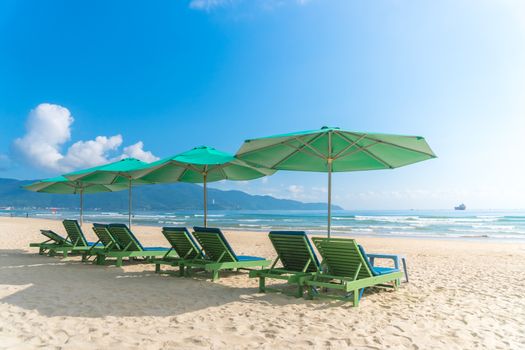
[94,223,176,267]
[79,223,122,261]
[29,229,72,255]
[184,227,271,281]
[92,223,120,251]
[29,220,101,257]
[153,227,205,276]
[249,231,321,297]
[305,238,403,306]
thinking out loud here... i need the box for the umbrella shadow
[0,249,277,318]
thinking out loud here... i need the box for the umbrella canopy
[23,176,128,225]
[132,146,275,226]
[64,158,152,227]
[236,126,436,236]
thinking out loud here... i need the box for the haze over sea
[4,209,525,241]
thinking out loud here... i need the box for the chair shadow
[0,249,286,318]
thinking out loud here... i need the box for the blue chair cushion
[373,266,399,275]
[237,255,265,261]
[143,247,170,251]
[87,241,104,247]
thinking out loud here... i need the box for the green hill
[0,178,343,211]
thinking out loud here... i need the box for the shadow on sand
[0,249,293,318]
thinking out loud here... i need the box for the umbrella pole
[80,189,84,227]
[327,166,332,238]
[203,174,207,228]
[128,178,132,228]
[327,131,333,238]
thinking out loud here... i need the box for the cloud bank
[12,103,158,173]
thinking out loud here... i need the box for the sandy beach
[0,216,524,349]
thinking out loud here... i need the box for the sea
[2,208,525,241]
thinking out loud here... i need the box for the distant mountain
[0,178,343,211]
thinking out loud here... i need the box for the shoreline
[4,214,525,244]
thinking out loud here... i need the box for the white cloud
[120,141,160,163]
[188,0,310,11]
[60,135,123,170]
[189,0,233,10]
[13,103,73,172]
[287,184,304,199]
[12,103,158,173]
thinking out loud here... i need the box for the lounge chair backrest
[62,220,88,247]
[312,238,373,279]
[268,231,321,273]
[162,227,203,259]
[92,223,119,249]
[40,230,71,246]
[108,224,143,252]
[192,227,237,262]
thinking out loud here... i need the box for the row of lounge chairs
[30,220,403,306]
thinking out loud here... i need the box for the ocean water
[2,208,525,241]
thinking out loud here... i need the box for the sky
[1,0,525,210]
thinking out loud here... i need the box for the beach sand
[0,216,524,349]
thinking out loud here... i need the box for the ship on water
[454,203,466,210]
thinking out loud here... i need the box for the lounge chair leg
[155,264,160,273]
[259,277,266,293]
[116,257,123,267]
[63,251,68,258]
[296,284,304,298]
[39,248,44,255]
[212,270,219,282]
[402,257,408,283]
[96,254,105,265]
[353,290,360,307]
[179,264,185,277]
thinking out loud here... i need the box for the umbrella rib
[270,134,326,168]
[218,164,229,180]
[332,133,368,159]
[237,132,322,157]
[292,135,328,159]
[341,131,436,158]
[335,133,393,168]
[178,165,191,181]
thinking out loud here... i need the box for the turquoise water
[3,208,525,241]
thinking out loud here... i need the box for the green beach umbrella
[23,176,128,226]
[64,158,151,227]
[236,126,436,237]
[132,146,275,227]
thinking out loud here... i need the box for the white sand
[0,216,524,349]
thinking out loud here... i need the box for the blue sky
[1,0,524,209]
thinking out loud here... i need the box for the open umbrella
[236,126,436,237]
[23,176,128,226]
[64,158,151,227]
[131,146,275,227]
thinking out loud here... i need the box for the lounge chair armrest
[365,253,399,265]
[366,253,406,274]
